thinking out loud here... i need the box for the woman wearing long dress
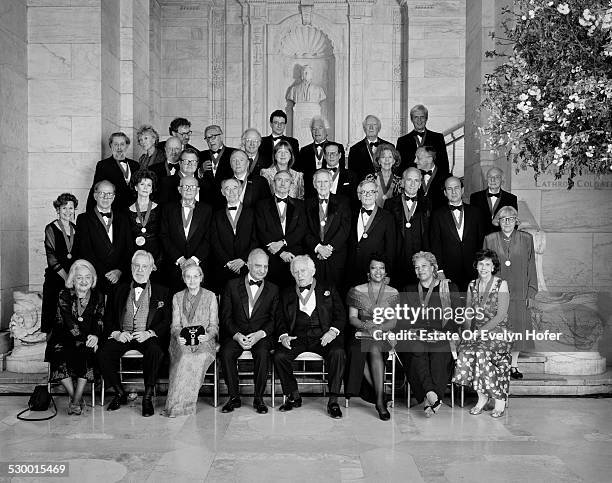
[452,249,511,418]
[163,264,218,417]
[370,143,402,208]
[41,193,79,334]
[483,205,537,379]
[260,140,304,199]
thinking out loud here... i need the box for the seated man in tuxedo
[157,147,213,204]
[210,178,257,293]
[220,249,279,414]
[97,250,170,416]
[296,116,345,177]
[229,149,271,209]
[304,169,351,287]
[75,180,132,294]
[396,104,450,177]
[150,135,182,183]
[87,132,139,211]
[430,176,486,291]
[384,167,430,287]
[157,117,199,154]
[241,128,266,176]
[415,146,447,216]
[273,255,346,419]
[259,110,300,169]
[255,170,306,287]
[159,175,212,292]
[469,167,518,234]
[347,115,391,182]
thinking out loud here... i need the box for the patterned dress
[163,288,218,417]
[452,278,512,400]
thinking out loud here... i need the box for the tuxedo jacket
[103,282,171,343]
[277,281,346,337]
[87,156,139,212]
[238,174,272,209]
[157,140,199,155]
[304,167,359,208]
[149,160,178,180]
[74,210,132,293]
[418,166,448,216]
[156,172,216,205]
[138,148,166,170]
[347,137,391,182]
[246,152,267,177]
[210,205,257,290]
[220,277,280,341]
[159,201,212,266]
[259,135,300,169]
[396,129,450,177]
[470,189,518,234]
[429,203,486,291]
[199,146,235,184]
[296,140,346,176]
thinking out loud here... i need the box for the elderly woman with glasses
[483,206,538,379]
[260,140,304,199]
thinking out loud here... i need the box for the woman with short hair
[136,124,164,169]
[370,143,402,208]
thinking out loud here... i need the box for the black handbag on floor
[17,385,57,421]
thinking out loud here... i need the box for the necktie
[133,282,147,289]
[421,169,433,177]
[487,191,499,197]
[361,207,373,216]
[249,279,263,287]
[328,167,338,173]
[275,196,287,204]
[319,198,328,204]
[449,205,463,212]
[99,212,112,217]
[228,206,238,211]
[299,284,311,291]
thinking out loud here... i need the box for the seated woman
[260,140,304,199]
[398,251,460,417]
[345,254,399,420]
[452,249,511,418]
[44,259,104,415]
[163,263,218,417]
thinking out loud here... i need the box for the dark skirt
[344,336,392,399]
[41,269,64,334]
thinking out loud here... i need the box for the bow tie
[328,167,338,173]
[168,163,179,170]
[369,141,379,148]
[272,136,281,141]
[319,198,329,204]
[227,206,238,211]
[405,196,417,203]
[487,191,500,197]
[361,207,373,216]
[182,201,195,208]
[234,177,245,184]
[420,169,433,176]
[133,282,147,289]
[275,196,287,204]
[299,284,312,291]
[249,279,263,287]
[99,211,112,217]
[449,204,463,212]
[416,131,425,137]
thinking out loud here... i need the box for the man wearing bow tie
[219,249,280,414]
[296,116,345,178]
[255,170,306,286]
[87,132,139,211]
[210,178,257,293]
[259,110,300,168]
[384,167,430,286]
[414,146,448,214]
[469,167,518,234]
[159,175,212,292]
[157,147,214,204]
[430,176,486,291]
[241,128,265,176]
[346,179,395,289]
[97,250,170,416]
[229,150,271,209]
[149,136,183,188]
[274,255,346,418]
[198,125,236,208]
[395,104,450,177]
[348,115,392,182]
[75,180,132,294]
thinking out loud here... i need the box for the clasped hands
[315,244,334,260]
[85,334,99,352]
[280,329,337,349]
[178,332,210,346]
[234,330,265,350]
[105,269,122,284]
[177,256,199,269]
[113,330,154,343]
[225,258,246,274]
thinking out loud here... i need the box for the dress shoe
[221,396,241,413]
[327,402,343,419]
[68,401,81,416]
[142,396,154,417]
[106,393,128,411]
[278,399,294,412]
[253,398,268,414]
[375,404,390,421]
[510,367,523,380]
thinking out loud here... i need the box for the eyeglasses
[488,175,502,180]
[96,192,115,199]
[180,185,198,191]
[180,159,198,165]
[500,216,517,223]
[272,121,286,126]
[177,130,192,136]
[360,190,377,196]
[326,151,340,157]
[205,133,221,140]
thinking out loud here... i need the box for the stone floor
[0,395,611,482]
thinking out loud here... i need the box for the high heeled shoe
[510,367,523,380]
[469,405,484,415]
[491,408,506,418]
[375,404,390,421]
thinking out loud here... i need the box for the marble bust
[286,65,326,104]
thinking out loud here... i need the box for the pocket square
[324,290,331,296]
[157,301,165,308]
[343,182,349,186]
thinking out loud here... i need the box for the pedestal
[544,351,606,376]
[292,102,322,148]
[5,343,48,373]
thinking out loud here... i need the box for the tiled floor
[0,395,611,482]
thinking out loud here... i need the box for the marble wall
[0,0,28,329]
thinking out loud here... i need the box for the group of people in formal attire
[41,105,538,421]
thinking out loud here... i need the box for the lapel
[238,279,250,319]
[359,208,382,244]
[285,198,296,230]
[324,195,338,237]
[92,211,114,250]
[251,282,268,318]
[314,284,327,321]
[445,207,462,243]
[111,158,130,188]
[187,203,201,241]
[146,285,160,329]
[287,289,298,333]
[116,283,131,326]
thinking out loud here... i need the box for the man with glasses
[87,132,139,211]
[199,125,236,207]
[345,179,395,289]
[158,147,213,204]
[259,110,299,169]
[469,167,518,234]
[305,142,358,207]
[347,115,391,182]
[241,128,264,176]
[157,117,199,154]
[160,174,213,292]
[76,180,132,294]
[430,176,486,291]
[296,116,345,178]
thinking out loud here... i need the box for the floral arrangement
[479,0,612,188]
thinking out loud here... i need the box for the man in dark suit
[384,167,430,287]
[396,104,450,177]
[159,175,213,292]
[415,146,447,216]
[219,249,279,414]
[347,115,392,182]
[241,128,266,176]
[324,142,359,208]
[149,135,182,182]
[157,147,214,205]
[273,255,346,418]
[430,176,486,291]
[259,110,299,169]
[97,250,170,416]
[230,149,271,209]
[157,117,199,155]
[87,132,139,211]
[295,116,345,177]
[255,170,306,287]
[469,167,518,234]
[210,178,257,293]
[75,180,132,294]
[346,178,396,289]
[304,169,351,287]
[198,125,235,207]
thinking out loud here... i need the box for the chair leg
[407,379,411,409]
[451,382,455,408]
[101,379,105,406]
[213,359,218,408]
[345,398,349,408]
[390,353,396,408]
[91,381,95,408]
[461,385,464,408]
[270,361,275,408]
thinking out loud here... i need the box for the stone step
[517,354,547,374]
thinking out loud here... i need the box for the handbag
[180,326,206,346]
[17,385,57,421]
